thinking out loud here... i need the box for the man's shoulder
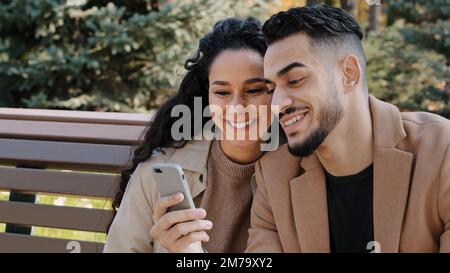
[400,111,450,144]
[259,143,291,165]
[401,111,450,129]
[398,112,450,163]
[258,143,303,178]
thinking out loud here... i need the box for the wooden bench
[0,108,152,253]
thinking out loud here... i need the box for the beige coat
[246,95,450,253]
[104,139,210,252]
[104,139,257,252]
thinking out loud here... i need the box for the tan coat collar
[369,95,413,253]
[165,138,258,198]
[291,95,414,253]
[167,137,212,174]
[163,138,211,198]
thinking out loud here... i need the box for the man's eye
[288,78,304,85]
[267,89,275,94]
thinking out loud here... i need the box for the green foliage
[385,0,449,60]
[1,0,448,118]
[386,0,450,24]
[365,24,450,117]
[0,0,271,112]
[365,0,450,118]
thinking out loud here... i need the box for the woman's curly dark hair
[111,17,267,214]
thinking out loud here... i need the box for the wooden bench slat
[0,201,114,232]
[0,107,153,126]
[0,108,147,249]
[0,233,104,253]
[0,138,134,171]
[0,119,146,145]
[0,166,119,198]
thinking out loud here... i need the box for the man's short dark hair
[263,5,366,67]
[263,5,363,44]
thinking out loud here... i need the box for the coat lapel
[290,154,330,253]
[373,148,413,253]
[369,95,414,253]
[285,96,414,253]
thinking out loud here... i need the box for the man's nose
[271,88,293,115]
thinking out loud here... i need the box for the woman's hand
[150,192,213,253]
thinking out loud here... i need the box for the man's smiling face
[264,33,344,157]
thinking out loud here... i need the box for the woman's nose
[226,95,248,120]
[229,94,246,108]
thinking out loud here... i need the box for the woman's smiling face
[208,49,273,149]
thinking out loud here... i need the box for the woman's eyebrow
[245,77,271,84]
[212,80,230,86]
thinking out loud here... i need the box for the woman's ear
[341,55,361,93]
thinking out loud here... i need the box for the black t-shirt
[325,164,374,253]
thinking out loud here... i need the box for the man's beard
[288,93,343,157]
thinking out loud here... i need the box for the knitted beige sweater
[193,140,256,253]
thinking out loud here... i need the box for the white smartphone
[151,163,195,212]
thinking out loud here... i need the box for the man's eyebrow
[212,80,230,86]
[277,62,307,77]
[244,77,271,84]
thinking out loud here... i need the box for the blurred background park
[0,0,449,244]
[1,0,449,117]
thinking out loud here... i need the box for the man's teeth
[283,113,306,126]
[227,119,256,129]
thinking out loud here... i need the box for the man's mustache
[278,106,308,120]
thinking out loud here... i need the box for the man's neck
[315,99,374,177]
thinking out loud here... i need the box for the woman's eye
[246,88,265,94]
[214,91,230,96]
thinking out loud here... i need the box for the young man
[247,5,450,253]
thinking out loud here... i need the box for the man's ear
[341,55,361,93]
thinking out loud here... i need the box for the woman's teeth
[227,119,256,129]
[284,113,306,127]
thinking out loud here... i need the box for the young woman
[104,17,278,253]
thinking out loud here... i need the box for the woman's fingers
[153,193,184,222]
[151,194,210,253]
[150,209,212,253]
[150,208,207,241]
[166,219,213,242]
[176,231,210,251]
[157,208,207,231]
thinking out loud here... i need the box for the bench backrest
[0,108,151,252]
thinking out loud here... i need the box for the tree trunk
[340,0,358,18]
[368,4,381,32]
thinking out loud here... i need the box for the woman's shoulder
[136,139,212,176]
[135,146,178,176]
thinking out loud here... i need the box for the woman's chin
[224,139,260,150]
